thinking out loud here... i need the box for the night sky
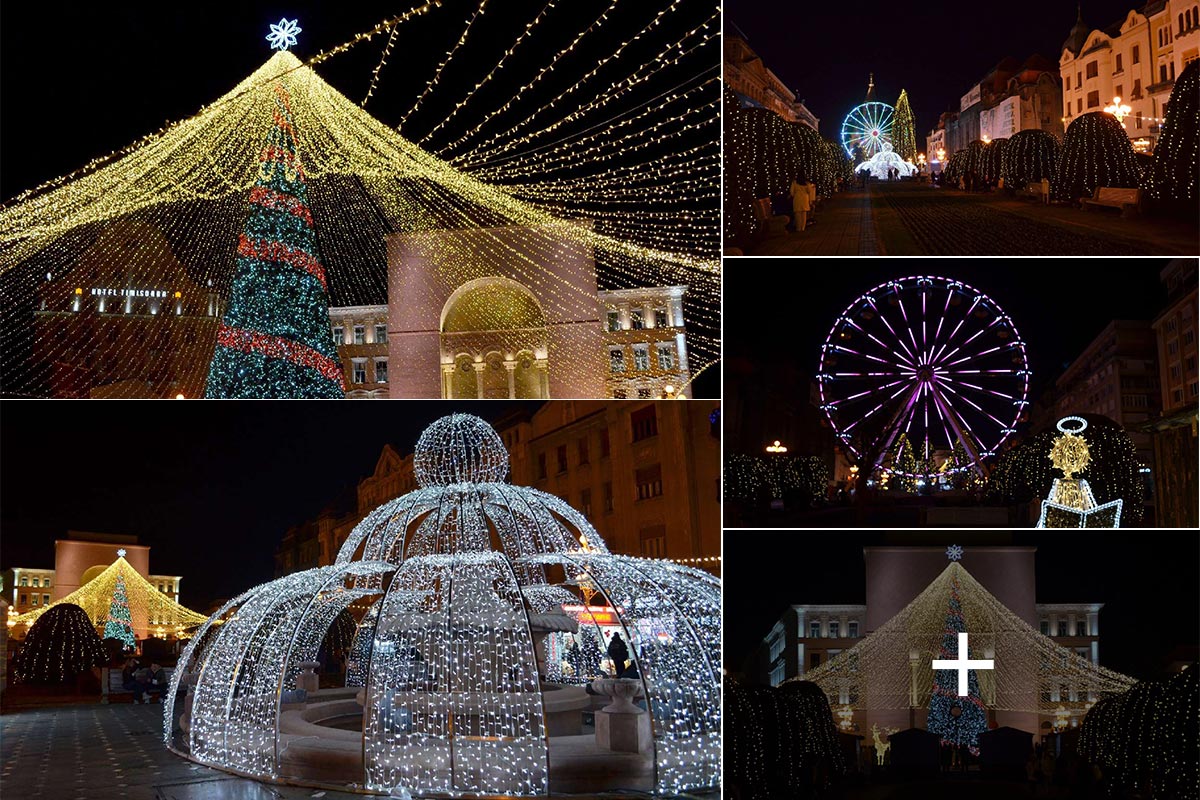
[725,0,1142,145]
[0,401,539,609]
[723,531,1200,682]
[725,259,1176,401]
[1,0,715,199]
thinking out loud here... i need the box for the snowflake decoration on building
[117,548,127,558]
[265,18,302,51]
[946,544,963,562]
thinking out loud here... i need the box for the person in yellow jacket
[789,178,811,232]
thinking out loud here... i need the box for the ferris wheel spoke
[842,319,916,367]
[840,379,916,432]
[931,294,983,364]
[928,383,986,467]
[936,381,1012,430]
[866,297,920,365]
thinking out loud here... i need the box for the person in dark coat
[607,632,630,678]
[121,657,148,703]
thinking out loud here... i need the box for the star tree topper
[266,18,302,51]
[117,548,127,558]
[946,544,963,562]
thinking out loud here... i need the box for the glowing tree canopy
[103,572,136,649]
[1001,129,1061,189]
[855,142,918,180]
[1146,59,1199,203]
[892,90,917,162]
[204,81,344,398]
[817,276,1029,479]
[9,554,208,635]
[1078,665,1197,800]
[721,84,848,245]
[1052,112,1140,201]
[164,413,720,797]
[0,3,720,398]
[927,575,989,751]
[789,560,1137,717]
[13,603,107,684]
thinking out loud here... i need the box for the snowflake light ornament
[946,544,963,562]
[265,18,302,51]
[117,548,127,558]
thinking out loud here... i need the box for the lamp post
[765,440,788,454]
[1104,96,1131,128]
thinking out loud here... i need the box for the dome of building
[164,415,720,797]
[1062,5,1090,56]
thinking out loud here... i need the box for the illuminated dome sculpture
[855,142,919,180]
[164,414,720,797]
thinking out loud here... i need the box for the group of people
[121,657,168,703]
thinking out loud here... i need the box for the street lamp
[1104,96,1131,128]
[981,134,991,144]
[663,384,676,399]
[765,440,788,453]
[936,147,946,163]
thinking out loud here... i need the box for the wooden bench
[101,666,174,703]
[753,197,789,239]
[1022,180,1050,205]
[1081,186,1142,217]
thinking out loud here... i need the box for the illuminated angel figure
[266,18,302,51]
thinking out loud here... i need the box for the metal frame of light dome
[165,416,720,798]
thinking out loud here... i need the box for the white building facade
[1060,2,1200,153]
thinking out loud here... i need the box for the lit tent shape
[163,414,720,797]
[788,561,1136,716]
[9,554,208,635]
[0,50,718,395]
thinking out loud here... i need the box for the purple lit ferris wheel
[817,276,1030,476]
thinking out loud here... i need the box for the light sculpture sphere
[414,412,510,487]
[164,415,720,798]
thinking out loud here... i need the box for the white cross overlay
[931,632,995,696]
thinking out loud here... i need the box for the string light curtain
[1146,59,1198,204]
[164,414,720,796]
[9,555,208,635]
[0,1,718,398]
[1052,112,1141,202]
[787,561,1136,715]
[12,603,108,684]
[1001,129,1061,190]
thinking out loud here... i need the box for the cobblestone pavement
[1,703,717,800]
[874,184,1161,255]
[744,181,1198,256]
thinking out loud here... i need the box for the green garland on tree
[893,90,918,163]
[205,80,345,398]
[103,572,136,650]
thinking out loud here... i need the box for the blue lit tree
[205,82,344,398]
[103,573,136,650]
[927,577,989,753]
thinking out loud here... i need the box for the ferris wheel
[817,276,1030,476]
[841,102,894,159]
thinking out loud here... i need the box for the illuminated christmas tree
[927,576,989,753]
[205,81,345,398]
[891,435,918,493]
[1146,59,1198,203]
[103,572,136,650]
[892,90,917,163]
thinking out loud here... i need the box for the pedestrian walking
[789,178,811,232]
[607,632,630,678]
